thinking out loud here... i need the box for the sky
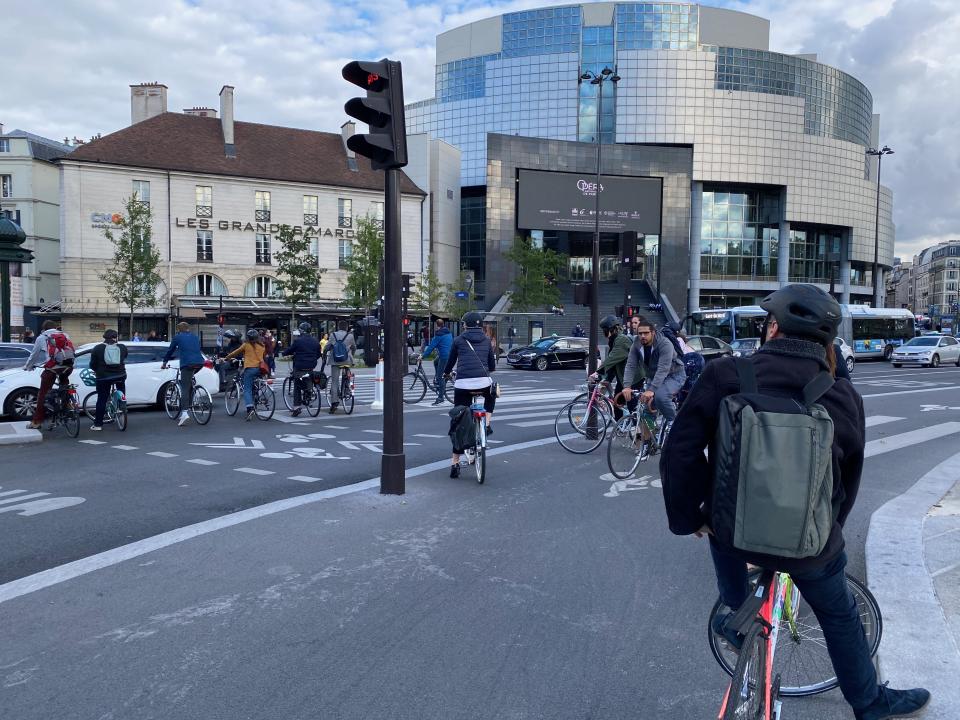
[4,0,958,260]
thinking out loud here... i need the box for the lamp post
[866,145,894,306]
[579,65,620,375]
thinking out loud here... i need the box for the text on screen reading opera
[517,169,663,235]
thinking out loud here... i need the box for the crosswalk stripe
[865,422,960,458]
[234,467,275,476]
[187,459,218,466]
[865,416,905,428]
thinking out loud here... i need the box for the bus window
[733,314,766,341]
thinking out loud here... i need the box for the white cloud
[4,0,958,259]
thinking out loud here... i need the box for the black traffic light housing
[342,59,408,170]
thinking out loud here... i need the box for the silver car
[891,335,960,368]
[0,343,33,371]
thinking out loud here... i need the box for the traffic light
[615,305,625,317]
[402,316,410,326]
[342,59,408,170]
[401,273,411,299]
[217,315,225,326]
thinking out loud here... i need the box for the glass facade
[615,3,698,51]
[788,226,843,283]
[578,25,617,144]
[502,6,581,58]
[461,193,487,300]
[437,54,500,102]
[700,187,781,281]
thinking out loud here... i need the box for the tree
[505,236,567,312]
[445,269,476,322]
[274,224,326,330]
[412,262,446,339]
[341,215,384,315]
[99,194,163,338]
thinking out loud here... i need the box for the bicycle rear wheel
[721,623,766,720]
[709,571,882,697]
[191,386,213,425]
[555,397,608,454]
[305,383,322,417]
[63,397,80,438]
[474,420,486,484]
[341,379,354,415]
[281,377,296,411]
[402,372,426,404]
[255,381,275,421]
[163,382,180,419]
[225,384,240,416]
[606,418,644,479]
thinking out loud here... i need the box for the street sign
[454,291,468,299]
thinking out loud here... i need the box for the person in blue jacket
[161,322,206,427]
[421,318,454,405]
[281,322,322,416]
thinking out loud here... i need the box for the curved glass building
[407,2,894,316]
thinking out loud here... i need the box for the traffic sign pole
[380,168,405,495]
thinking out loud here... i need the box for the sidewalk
[867,451,960,720]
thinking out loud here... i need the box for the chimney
[219,85,236,158]
[184,107,218,118]
[340,121,355,158]
[130,82,168,125]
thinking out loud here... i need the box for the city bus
[688,304,916,359]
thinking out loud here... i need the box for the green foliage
[505,235,567,312]
[411,263,445,315]
[341,215,383,311]
[99,194,163,334]
[274,224,326,323]
[445,269,476,321]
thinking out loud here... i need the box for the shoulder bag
[464,339,501,398]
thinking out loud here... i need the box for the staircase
[536,280,667,343]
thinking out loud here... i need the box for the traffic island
[0,422,42,445]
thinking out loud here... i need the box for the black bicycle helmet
[298,322,311,333]
[667,321,682,333]
[760,283,841,344]
[600,315,620,331]
[223,329,239,339]
[462,311,483,328]
[245,329,260,341]
[102,329,118,340]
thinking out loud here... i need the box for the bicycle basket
[312,371,328,389]
[79,368,97,387]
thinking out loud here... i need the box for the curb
[0,421,42,445]
[866,450,960,719]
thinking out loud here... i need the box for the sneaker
[464,449,476,465]
[449,464,460,479]
[91,425,103,432]
[711,611,744,653]
[431,398,444,406]
[178,413,191,427]
[328,403,338,415]
[486,424,493,437]
[855,684,931,720]
[245,407,255,421]
[290,407,302,417]
[26,422,41,430]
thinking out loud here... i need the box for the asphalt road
[3,361,960,719]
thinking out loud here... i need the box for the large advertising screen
[517,169,662,235]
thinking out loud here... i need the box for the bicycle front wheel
[82,392,100,422]
[555,398,608,454]
[606,418,644,479]
[255,382,275,421]
[341,380,355,415]
[721,622,767,720]
[191,386,213,425]
[163,382,180,419]
[224,384,240,416]
[114,398,128,431]
[63,398,80,438]
[281,377,296,411]
[708,571,882,697]
[402,372,426,404]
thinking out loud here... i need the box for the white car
[891,335,960,368]
[835,337,855,374]
[0,341,219,420]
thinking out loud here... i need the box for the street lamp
[866,145,894,306]
[579,65,620,375]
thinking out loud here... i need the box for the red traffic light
[402,317,410,326]
[367,73,380,86]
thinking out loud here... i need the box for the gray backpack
[710,359,837,559]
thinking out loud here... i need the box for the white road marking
[323,425,348,429]
[78,439,107,445]
[413,433,447,438]
[259,448,350,460]
[111,445,138,451]
[363,429,384,434]
[186,459,218,466]
[276,433,336,443]
[506,418,557,428]
[488,439,504,444]
[494,409,561,421]
[190,437,265,450]
[0,496,84,516]
[864,416,905,428]
[865,422,960,457]
[0,492,49,505]
[862,385,960,398]
[147,451,178,458]
[288,476,324,483]
[234,467,275,476]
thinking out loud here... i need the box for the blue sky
[4,0,958,259]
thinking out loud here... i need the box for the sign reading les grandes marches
[517,169,662,235]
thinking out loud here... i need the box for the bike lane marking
[288,476,324,483]
[234,467,275,476]
[111,445,138,451]
[186,459,218,466]
[78,439,107,445]
[147,451,178,458]
[864,416,905,428]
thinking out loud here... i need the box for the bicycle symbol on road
[598,473,662,498]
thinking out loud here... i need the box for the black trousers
[453,386,496,414]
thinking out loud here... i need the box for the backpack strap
[801,371,834,407]
[734,357,758,394]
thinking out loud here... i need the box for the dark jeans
[32,368,71,423]
[433,359,447,399]
[709,540,879,712]
[292,369,311,406]
[94,377,126,426]
[179,366,198,413]
[453,386,495,414]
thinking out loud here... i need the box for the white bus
[688,304,915,359]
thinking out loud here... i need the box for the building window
[196,230,213,262]
[245,276,278,298]
[338,238,352,268]
[338,198,352,228]
[132,180,150,205]
[255,191,271,222]
[196,185,212,217]
[303,195,318,225]
[0,139,9,152]
[307,236,320,262]
[460,193,487,300]
[256,233,271,264]
[371,201,384,230]
[185,273,226,297]
[699,186,782,282]
[0,175,11,198]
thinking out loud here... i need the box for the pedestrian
[22,327,34,344]
[508,325,517,350]
[422,319,453,405]
[319,331,329,354]
[132,331,142,342]
[661,284,930,720]
[89,329,127,431]
[161,321,207,426]
[262,329,276,376]
[23,319,75,429]
[322,321,356,414]
[224,329,267,420]
[281,323,322,416]
[572,323,584,338]
[146,329,158,342]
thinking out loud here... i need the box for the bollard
[370,359,385,411]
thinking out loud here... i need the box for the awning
[178,307,207,319]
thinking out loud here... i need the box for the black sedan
[506,336,589,371]
[686,335,735,361]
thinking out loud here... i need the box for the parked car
[835,337,855,374]
[891,335,960,368]
[0,342,33,371]
[0,341,220,420]
[729,338,760,358]
[686,335,735,362]
[506,336,589,371]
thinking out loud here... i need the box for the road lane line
[288,476,323,483]
[186,459,218,466]
[146,451,178,458]
[865,416,905,428]
[234,467,275,476]
[865,422,960,457]
[861,385,960,398]
[78,439,107,445]
[413,433,446,438]
[0,433,574,605]
[111,445,138,451]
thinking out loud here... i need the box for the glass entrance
[568,256,620,282]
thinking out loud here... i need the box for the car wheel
[845,356,855,374]
[892,363,902,368]
[535,357,549,371]
[6,388,38,420]
[931,354,941,368]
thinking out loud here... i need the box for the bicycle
[463,392,488,484]
[162,367,213,425]
[402,354,455,405]
[79,369,127,431]
[327,365,355,414]
[281,369,324,417]
[36,380,81,438]
[554,378,616,454]
[712,568,882,719]
[605,387,673,479]
[224,366,275,420]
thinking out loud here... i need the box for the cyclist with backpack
[24,319,76,429]
[322,321,355,415]
[660,284,930,720]
[89,329,128,431]
[622,319,685,428]
[590,315,635,419]
[281,322,322,417]
[161,321,207,427]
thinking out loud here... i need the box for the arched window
[245,275,280,298]
[185,273,227,296]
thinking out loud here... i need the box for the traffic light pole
[380,168,405,494]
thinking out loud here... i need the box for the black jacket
[659,337,865,575]
[282,335,321,370]
[445,327,496,378]
[90,342,128,379]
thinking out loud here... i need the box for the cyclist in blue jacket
[421,319,453,405]
[282,322,322,416]
[161,322,206,427]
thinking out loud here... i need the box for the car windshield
[905,338,939,347]
[532,339,555,350]
[731,339,757,350]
